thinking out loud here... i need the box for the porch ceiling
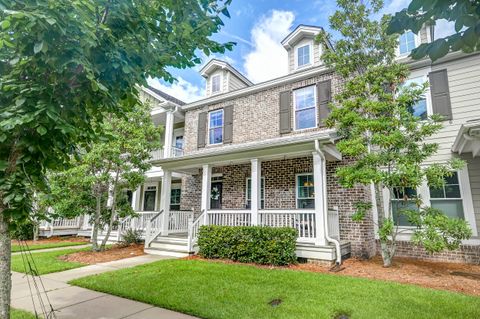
[452,119,480,157]
[154,130,340,173]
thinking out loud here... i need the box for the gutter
[314,140,342,265]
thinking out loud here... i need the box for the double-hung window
[297,44,311,68]
[297,174,315,209]
[170,188,181,211]
[293,86,317,130]
[429,172,465,219]
[208,109,224,145]
[402,76,428,120]
[211,75,221,94]
[391,187,418,226]
[246,178,265,209]
[398,31,417,55]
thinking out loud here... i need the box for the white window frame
[211,74,222,94]
[142,183,158,212]
[402,68,433,119]
[396,31,421,57]
[295,173,315,209]
[381,166,478,240]
[207,109,224,145]
[245,177,265,209]
[294,40,314,69]
[293,85,317,131]
[170,183,181,210]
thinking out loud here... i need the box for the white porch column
[164,110,175,158]
[160,170,172,235]
[250,159,261,226]
[131,187,139,211]
[313,152,327,245]
[201,164,212,225]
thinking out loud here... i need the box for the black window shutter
[317,79,332,127]
[429,69,452,121]
[223,105,234,144]
[197,112,207,148]
[279,91,292,134]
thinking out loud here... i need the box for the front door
[210,182,222,209]
[143,186,156,211]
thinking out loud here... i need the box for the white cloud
[147,77,205,103]
[383,0,409,14]
[243,10,295,83]
[434,19,456,39]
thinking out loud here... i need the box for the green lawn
[70,259,480,319]
[12,308,36,319]
[11,247,88,275]
[12,240,87,252]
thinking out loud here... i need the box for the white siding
[228,73,248,92]
[287,37,323,73]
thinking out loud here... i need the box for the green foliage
[121,229,143,245]
[321,0,471,265]
[198,225,298,266]
[0,0,234,227]
[388,1,480,61]
[10,219,34,240]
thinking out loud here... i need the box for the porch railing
[327,208,340,240]
[259,210,316,240]
[40,217,82,230]
[168,210,193,233]
[188,210,205,252]
[145,210,164,247]
[207,210,252,227]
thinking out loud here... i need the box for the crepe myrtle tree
[318,0,472,267]
[0,0,233,317]
[387,0,480,61]
[43,101,161,251]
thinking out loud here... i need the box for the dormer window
[296,44,312,68]
[211,74,222,94]
[398,31,418,56]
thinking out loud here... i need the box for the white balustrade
[145,210,164,247]
[327,209,340,240]
[259,210,316,240]
[207,210,252,227]
[168,210,193,233]
[188,210,205,251]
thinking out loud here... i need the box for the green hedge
[198,225,297,266]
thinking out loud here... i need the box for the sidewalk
[11,244,91,255]
[11,255,198,319]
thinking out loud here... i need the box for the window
[211,74,221,94]
[403,77,428,120]
[429,172,465,219]
[297,44,311,67]
[296,174,315,209]
[398,31,417,55]
[175,136,184,149]
[246,178,265,209]
[391,187,418,226]
[208,109,223,145]
[294,86,317,130]
[143,186,157,211]
[170,188,181,211]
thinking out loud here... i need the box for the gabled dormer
[396,24,434,58]
[200,59,252,97]
[282,25,332,74]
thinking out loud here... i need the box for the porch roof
[153,130,340,171]
[452,119,480,157]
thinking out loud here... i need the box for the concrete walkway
[12,255,198,319]
[12,244,91,255]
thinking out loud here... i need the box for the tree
[387,1,480,61]
[44,101,161,251]
[318,0,472,267]
[0,0,233,317]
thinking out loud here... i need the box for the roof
[199,59,253,86]
[145,86,186,106]
[281,24,334,51]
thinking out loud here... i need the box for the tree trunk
[91,195,102,252]
[33,221,39,242]
[100,170,120,250]
[380,240,395,267]
[0,210,11,319]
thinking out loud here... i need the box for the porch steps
[145,236,191,258]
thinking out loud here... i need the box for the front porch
[145,135,350,261]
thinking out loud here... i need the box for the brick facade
[179,156,376,259]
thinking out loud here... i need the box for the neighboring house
[43,24,480,264]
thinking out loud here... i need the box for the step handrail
[145,209,164,247]
[187,210,205,252]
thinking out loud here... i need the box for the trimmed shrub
[121,229,143,245]
[198,225,297,266]
[10,220,35,240]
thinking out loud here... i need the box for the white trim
[396,31,421,58]
[207,109,224,145]
[295,173,315,209]
[294,40,314,70]
[211,73,222,95]
[407,67,433,117]
[281,25,323,48]
[293,85,317,131]
[245,176,265,209]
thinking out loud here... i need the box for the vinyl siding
[462,155,480,237]
[287,37,323,73]
[228,73,249,92]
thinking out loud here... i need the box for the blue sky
[148,0,455,103]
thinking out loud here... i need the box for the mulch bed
[59,244,145,264]
[14,236,89,246]
[186,255,480,296]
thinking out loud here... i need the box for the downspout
[315,140,342,265]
